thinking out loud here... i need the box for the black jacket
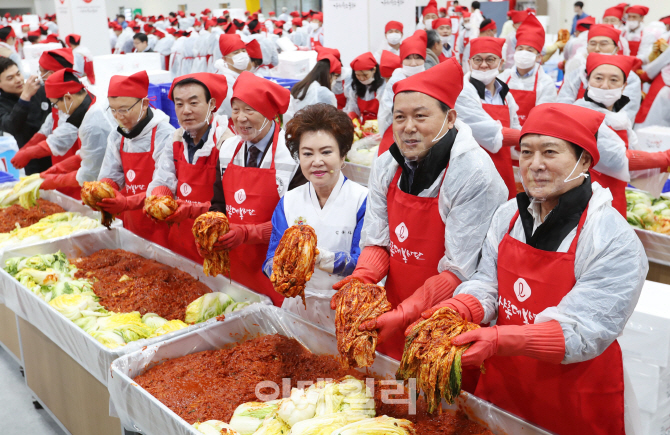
[0,87,52,174]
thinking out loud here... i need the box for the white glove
[315,248,335,273]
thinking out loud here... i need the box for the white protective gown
[503,30,517,69]
[214,62,240,118]
[154,34,175,70]
[373,39,400,63]
[192,29,210,73]
[169,36,186,78]
[114,28,134,54]
[378,68,412,134]
[67,99,115,184]
[181,33,198,75]
[635,62,670,129]
[284,82,337,124]
[497,64,558,106]
[361,119,508,280]
[98,109,175,190]
[265,173,368,332]
[557,67,641,124]
[289,27,309,47]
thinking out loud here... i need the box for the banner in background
[54,0,111,57]
[323,0,369,66]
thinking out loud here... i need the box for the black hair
[351,65,384,98]
[480,18,494,30]
[27,35,40,44]
[472,1,480,9]
[173,78,212,101]
[0,27,14,41]
[49,52,73,69]
[291,60,333,101]
[426,29,441,50]
[116,14,125,20]
[133,33,148,43]
[574,1,584,8]
[453,0,459,3]
[393,91,451,113]
[0,57,17,76]
[169,12,177,18]
[66,35,80,46]
[250,57,263,68]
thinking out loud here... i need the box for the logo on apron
[180,183,192,197]
[395,222,409,243]
[513,278,532,302]
[41,102,49,111]
[127,169,136,182]
[235,189,246,204]
[294,216,307,225]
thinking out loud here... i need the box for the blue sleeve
[263,198,289,278]
[332,197,367,276]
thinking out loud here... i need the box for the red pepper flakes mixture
[72,249,211,320]
[134,334,492,435]
[0,199,65,233]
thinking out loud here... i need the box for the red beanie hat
[626,5,649,16]
[290,11,300,17]
[319,53,342,75]
[521,103,604,165]
[218,34,246,56]
[516,14,545,53]
[380,50,401,78]
[400,33,427,60]
[292,17,303,26]
[470,37,506,58]
[393,57,463,108]
[587,24,620,44]
[232,72,290,119]
[432,18,452,30]
[510,10,529,24]
[576,16,596,32]
[480,20,497,33]
[385,21,403,33]
[0,26,15,42]
[603,5,625,20]
[586,53,635,78]
[108,71,149,99]
[169,73,229,112]
[65,34,81,46]
[661,16,670,26]
[245,39,263,59]
[350,52,377,71]
[422,6,438,17]
[45,69,85,99]
[39,48,75,72]
[315,45,341,61]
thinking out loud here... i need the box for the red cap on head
[315,45,341,61]
[319,53,342,75]
[218,34,246,56]
[521,103,604,165]
[422,6,438,17]
[385,20,403,33]
[510,10,529,24]
[470,37,506,58]
[290,11,300,17]
[0,26,16,42]
[190,13,196,17]
[193,19,201,27]
[603,5,625,20]
[292,17,303,26]
[588,24,620,44]
[169,73,229,112]
[108,71,149,99]
[39,48,74,72]
[576,16,596,32]
[246,39,263,59]
[166,27,176,35]
[586,52,635,78]
[432,18,451,29]
[232,72,290,119]
[350,52,377,71]
[393,57,463,108]
[154,29,165,38]
[143,23,154,33]
[480,20,497,33]
[400,33,427,60]
[380,50,401,78]
[440,7,447,14]
[312,13,323,22]
[202,8,211,14]
[177,11,185,17]
[626,5,649,16]
[661,16,670,26]
[45,69,85,99]
[516,14,545,53]
[65,34,81,46]
[28,30,41,38]
[43,34,61,43]
[461,11,471,18]
[269,11,276,16]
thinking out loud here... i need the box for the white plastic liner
[0,227,271,385]
[108,304,554,435]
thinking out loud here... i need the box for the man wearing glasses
[459,37,521,200]
[558,24,641,123]
[94,71,175,247]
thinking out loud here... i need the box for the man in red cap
[113,21,135,54]
[374,21,403,60]
[333,58,507,364]
[289,17,309,47]
[456,10,473,64]
[459,18,500,66]
[64,34,96,84]
[35,70,112,199]
[602,3,628,53]
[558,24,641,124]
[89,71,175,247]
[432,18,454,59]
[379,50,401,81]
[635,23,670,128]
[418,3,439,31]
[500,10,530,68]
[154,26,176,71]
[214,34,249,118]
[345,52,383,123]
[499,14,557,127]
[423,103,646,435]
[308,12,323,49]
[464,37,521,199]
[204,72,303,306]
[0,26,26,79]
[622,5,649,57]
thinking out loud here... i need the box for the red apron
[168,137,219,263]
[505,71,538,126]
[636,74,667,124]
[357,94,379,122]
[475,207,625,435]
[628,40,640,57]
[590,127,628,217]
[83,58,96,84]
[50,107,82,199]
[335,83,347,110]
[222,124,284,306]
[481,103,516,200]
[119,126,170,247]
[459,37,470,63]
[377,126,395,156]
[576,81,586,100]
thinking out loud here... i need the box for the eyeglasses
[471,56,499,67]
[108,98,142,116]
[588,40,615,49]
[50,99,62,109]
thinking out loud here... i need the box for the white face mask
[625,20,640,31]
[386,33,402,45]
[424,19,434,29]
[230,52,250,70]
[403,64,425,77]
[331,79,343,93]
[514,50,537,69]
[588,85,624,107]
[181,102,214,136]
[360,77,374,85]
[310,22,320,30]
[471,65,500,85]
[440,35,451,45]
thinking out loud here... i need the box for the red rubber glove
[502,128,521,148]
[164,200,211,224]
[451,321,566,367]
[331,246,391,309]
[627,149,670,171]
[97,192,145,215]
[23,133,47,149]
[404,294,485,336]
[212,222,273,250]
[11,141,51,169]
[195,240,209,258]
[42,154,82,176]
[39,172,79,190]
[359,308,406,344]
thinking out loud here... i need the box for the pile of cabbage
[192,376,415,435]
[626,189,670,234]
[0,212,101,248]
[5,252,254,348]
[0,174,42,209]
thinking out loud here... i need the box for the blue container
[159,83,179,129]
[148,83,162,111]
[0,171,17,184]
[0,136,20,179]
